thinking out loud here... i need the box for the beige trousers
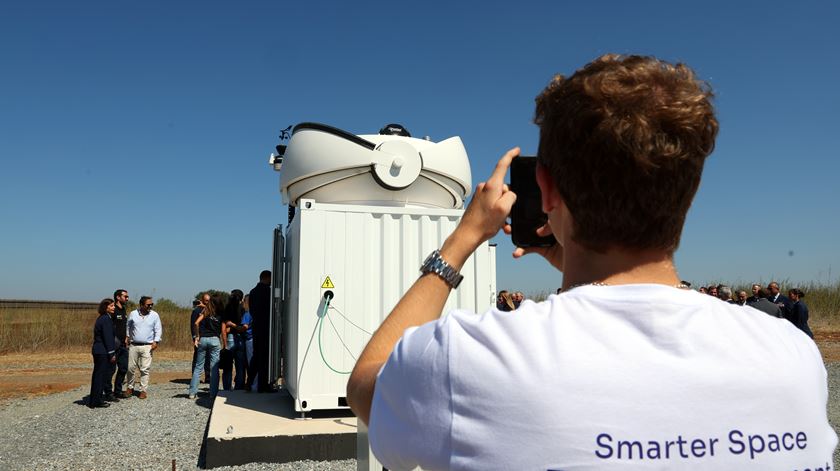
[126,344,153,392]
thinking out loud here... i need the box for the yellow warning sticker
[321,276,335,289]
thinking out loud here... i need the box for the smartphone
[510,156,556,247]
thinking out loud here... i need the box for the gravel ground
[1,360,839,470]
[0,359,355,471]
[827,363,840,467]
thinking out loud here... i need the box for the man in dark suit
[248,270,273,392]
[748,288,782,318]
[766,281,792,319]
[718,285,737,304]
[746,283,762,304]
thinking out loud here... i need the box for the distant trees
[124,297,185,312]
[152,298,183,312]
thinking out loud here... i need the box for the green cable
[318,297,352,375]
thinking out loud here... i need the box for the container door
[268,224,285,383]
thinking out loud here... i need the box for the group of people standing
[188,270,273,400]
[89,290,162,409]
[88,270,274,409]
[496,281,814,340]
[699,281,814,338]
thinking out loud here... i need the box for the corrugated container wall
[282,199,496,412]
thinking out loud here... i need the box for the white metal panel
[284,200,496,412]
[282,217,301,402]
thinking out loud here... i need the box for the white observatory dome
[273,123,472,209]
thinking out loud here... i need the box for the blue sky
[1,1,838,304]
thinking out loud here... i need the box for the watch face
[422,250,439,270]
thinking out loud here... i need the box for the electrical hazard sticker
[321,276,335,289]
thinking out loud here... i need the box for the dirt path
[0,349,193,401]
[3,331,840,401]
[816,331,840,363]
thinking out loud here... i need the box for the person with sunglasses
[125,296,162,399]
[106,289,130,400]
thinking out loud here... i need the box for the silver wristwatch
[420,249,463,289]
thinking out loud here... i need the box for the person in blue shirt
[239,295,254,389]
[126,296,163,399]
[89,298,117,408]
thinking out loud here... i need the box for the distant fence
[0,299,99,311]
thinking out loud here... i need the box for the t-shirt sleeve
[368,316,453,470]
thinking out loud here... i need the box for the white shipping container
[281,199,496,412]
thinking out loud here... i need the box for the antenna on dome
[378,123,411,137]
[279,125,292,141]
[269,125,294,173]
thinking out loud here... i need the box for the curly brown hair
[535,54,719,253]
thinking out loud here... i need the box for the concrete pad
[204,389,357,468]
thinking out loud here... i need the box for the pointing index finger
[489,147,520,184]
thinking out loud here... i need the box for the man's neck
[561,243,680,290]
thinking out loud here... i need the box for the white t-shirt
[369,284,837,470]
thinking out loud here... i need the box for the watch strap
[420,249,463,289]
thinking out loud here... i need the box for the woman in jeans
[188,294,224,399]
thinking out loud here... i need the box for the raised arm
[347,148,520,425]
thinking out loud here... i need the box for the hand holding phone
[509,156,556,248]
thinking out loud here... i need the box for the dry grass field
[0,304,194,354]
[0,304,196,401]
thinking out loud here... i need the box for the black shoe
[104,394,120,403]
[88,402,111,409]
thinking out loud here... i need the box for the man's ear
[536,163,562,214]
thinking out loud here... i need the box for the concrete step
[204,389,357,468]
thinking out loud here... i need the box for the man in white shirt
[126,296,163,399]
[346,54,837,470]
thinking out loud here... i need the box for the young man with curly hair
[347,54,837,469]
